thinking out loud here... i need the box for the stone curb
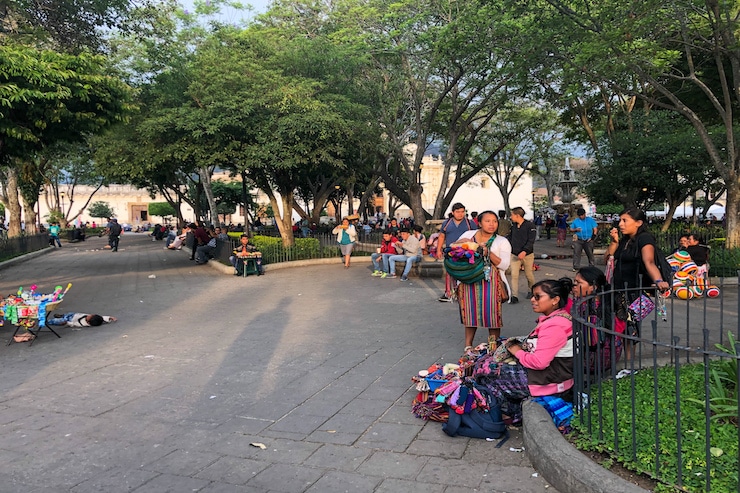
[0,247,54,272]
[522,400,649,493]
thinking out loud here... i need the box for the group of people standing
[425,204,667,422]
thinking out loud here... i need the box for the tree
[510,0,740,247]
[343,0,526,224]
[582,112,721,230]
[148,202,176,221]
[0,44,134,237]
[88,201,115,221]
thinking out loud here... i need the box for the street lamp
[60,191,65,224]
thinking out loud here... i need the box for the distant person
[48,221,62,248]
[556,212,569,247]
[544,215,554,240]
[106,218,122,252]
[496,210,511,237]
[569,208,599,271]
[333,217,358,268]
[507,207,536,304]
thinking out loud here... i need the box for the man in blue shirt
[435,203,476,302]
[569,208,598,271]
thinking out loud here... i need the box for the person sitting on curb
[230,234,263,275]
[386,228,422,281]
[370,230,399,277]
[195,229,217,265]
[167,224,190,250]
[47,312,117,327]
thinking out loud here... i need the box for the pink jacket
[515,308,574,396]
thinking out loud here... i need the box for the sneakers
[386,274,397,279]
[400,276,408,282]
[509,296,519,304]
[438,295,453,302]
[380,272,388,279]
[371,270,382,277]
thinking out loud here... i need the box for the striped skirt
[456,274,503,329]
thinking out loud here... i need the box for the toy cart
[2,300,64,346]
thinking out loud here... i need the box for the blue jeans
[371,253,393,272]
[47,313,76,326]
[388,255,421,277]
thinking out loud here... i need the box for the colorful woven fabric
[457,272,502,329]
[532,395,574,432]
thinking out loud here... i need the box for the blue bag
[442,384,509,446]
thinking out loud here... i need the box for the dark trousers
[109,234,120,251]
[573,239,595,269]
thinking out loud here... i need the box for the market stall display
[1,283,72,345]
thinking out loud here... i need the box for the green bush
[708,248,740,277]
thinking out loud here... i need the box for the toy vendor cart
[1,300,63,345]
[1,284,71,345]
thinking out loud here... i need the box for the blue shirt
[440,218,475,246]
[570,216,598,241]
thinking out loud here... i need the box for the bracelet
[654,279,663,283]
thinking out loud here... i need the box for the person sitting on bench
[230,234,263,275]
[386,228,422,281]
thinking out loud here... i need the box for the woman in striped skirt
[454,210,512,349]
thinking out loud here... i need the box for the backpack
[442,384,509,445]
[109,223,122,236]
[636,233,673,288]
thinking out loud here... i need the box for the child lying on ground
[47,313,117,327]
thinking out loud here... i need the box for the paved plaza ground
[0,233,735,492]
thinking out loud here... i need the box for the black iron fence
[0,233,50,262]
[571,278,740,492]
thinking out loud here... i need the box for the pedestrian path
[0,233,558,492]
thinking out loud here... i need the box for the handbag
[444,251,486,283]
[628,294,655,322]
[442,384,508,444]
[444,236,494,284]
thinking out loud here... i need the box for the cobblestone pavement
[0,234,559,492]
[0,233,734,492]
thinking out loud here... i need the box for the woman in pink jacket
[507,278,574,400]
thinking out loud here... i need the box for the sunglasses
[531,293,547,300]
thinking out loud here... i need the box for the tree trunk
[408,183,425,228]
[22,195,38,235]
[198,166,219,228]
[270,191,295,247]
[726,177,740,249]
[6,167,23,237]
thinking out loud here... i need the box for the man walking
[106,218,122,252]
[569,208,599,271]
[435,203,476,302]
[507,207,536,304]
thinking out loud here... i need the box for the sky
[180,0,272,24]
